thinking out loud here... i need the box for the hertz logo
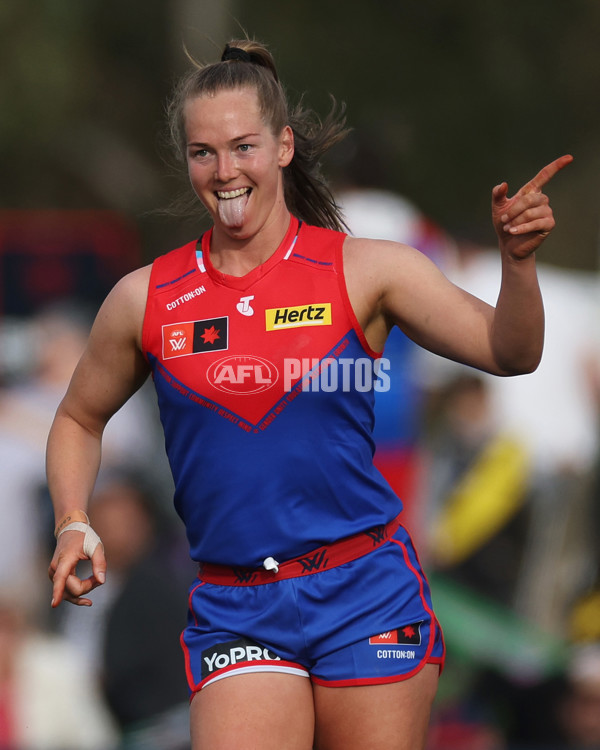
[265,303,332,331]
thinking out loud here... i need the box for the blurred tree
[170,0,236,67]
[0,0,234,262]
[239,0,600,270]
[1,1,598,269]
[1,1,165,209]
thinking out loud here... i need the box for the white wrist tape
[57,521,102,558]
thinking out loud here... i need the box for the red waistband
[198,514,402,586]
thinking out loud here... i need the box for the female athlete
[47,38,571,750]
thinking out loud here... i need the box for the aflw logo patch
[162,317,228,359]
[369,622,423,646]
[265,303,331,331]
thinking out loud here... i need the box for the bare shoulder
[343,235,432,284]
[91,264,152,349]
[103,264,151,311]
[342,234,464,353]
[343,235,441,305]
[58,264,154,427]
[342,236,430,349]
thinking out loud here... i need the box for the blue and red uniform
[142,216,444,691]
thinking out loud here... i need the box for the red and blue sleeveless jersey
[142,216,402,566]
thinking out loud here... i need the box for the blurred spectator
[569,586,600,645]
[417,248,600,748]
[421,245,600,634]
[57,467,193,750]
[0,596,117,749]
[422,373,531,606]
[0,299,171,620]
[423,246,600,478]
[558,644,600,749]
[457,644,600,749]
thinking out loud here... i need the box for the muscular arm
[346,239,539,376]
[47,265,151,606]
[345,156,571,376]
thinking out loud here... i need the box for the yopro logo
[201,638,281,679]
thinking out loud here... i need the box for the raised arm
[47,266,151,607]
[487,154,573,372]
[345,155,572,375]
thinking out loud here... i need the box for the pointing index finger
[525,154,573,193]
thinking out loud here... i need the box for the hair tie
[222,45,252,63]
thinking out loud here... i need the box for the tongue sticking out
[218,191,250,228]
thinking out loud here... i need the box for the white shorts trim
[202,664,309,690]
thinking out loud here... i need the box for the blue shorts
[180,522,445,692]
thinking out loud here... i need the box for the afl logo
[207,356,279,395]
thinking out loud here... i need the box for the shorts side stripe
[390,536,436,679]
[187,580,205,627]
[181,581,206,691]
[180,628,197,694]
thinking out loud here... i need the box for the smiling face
[184,86,294,244]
